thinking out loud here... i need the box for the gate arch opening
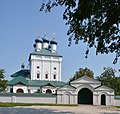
[78,88,93,104]
[16,88,24,93]
[101,94,106,105]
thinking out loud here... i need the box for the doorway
[101,94,106,105]
[78,88,93,104]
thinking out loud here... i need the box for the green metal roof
[8,76,28,85]
[11,69,30,78]
[8,76,66,87]
[28,80,66,87]
[8,68,66,87]
[29,48,62,59]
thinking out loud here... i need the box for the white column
[50,58,52,81]
[59,61,62,81]
[41,58,44,80]
[30,60,35,80]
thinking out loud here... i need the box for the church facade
[7,34,114,105]
[8,34,65,94]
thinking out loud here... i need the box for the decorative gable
[44,83,54,87]
[15,82,25,86]
[95,85,114,91]
[8,76,28,86]
[71,76,101,84]
[70,76,101,88]
[57,84,76,91]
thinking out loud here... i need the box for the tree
[0,69,7,92]
[69,67,94,83]
[97,67,120,95]
[40,0,120,64]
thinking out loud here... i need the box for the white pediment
[71,76,101,84]
[57,84,76,91]
[42,86,55,89]
[95,85,114,91]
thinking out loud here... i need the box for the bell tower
[29,33,62,81]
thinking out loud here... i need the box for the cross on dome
[52,32,56,40]
[37,32,40,39]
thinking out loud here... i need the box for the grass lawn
[0,102,78,107]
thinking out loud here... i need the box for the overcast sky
[0,0,119,81]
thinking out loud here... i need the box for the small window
[37,66,40,69]
[45,74,48,79]
[54,67,56,70]
[53,74,56,79]
[37,73,40,78]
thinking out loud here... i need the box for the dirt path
[31,105,120,114]
[0,105,120,114]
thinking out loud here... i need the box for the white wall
[114,97,120,106]
[42,86,56,94]
[71,83,101,89]
[1,93,120,105]
[30,55,62,81]
[30,86,40,93]
[57,89,77,104]
[13,85,28,93]
[15,96,56,103]
[0,94,56,104]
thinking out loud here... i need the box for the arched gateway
[78,88,93,104]
[57,76,114,105]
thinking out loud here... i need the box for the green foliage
[97,67,120,95]
[69,67,94,83]
[0,69,7,92]
[0,69,5,79]
[40,0,120,64]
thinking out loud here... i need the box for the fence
[0,93,56,104]
[114,96,120,106]
[0,93,120,106]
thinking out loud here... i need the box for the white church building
[7,34,115,105]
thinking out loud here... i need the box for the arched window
[53,74,56,79]
[37,73,40,78]
[37,66,40,69]
[46,89,52,94]
[54,67,56,70]
[45,74,48,79]
[16,89,24,93]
